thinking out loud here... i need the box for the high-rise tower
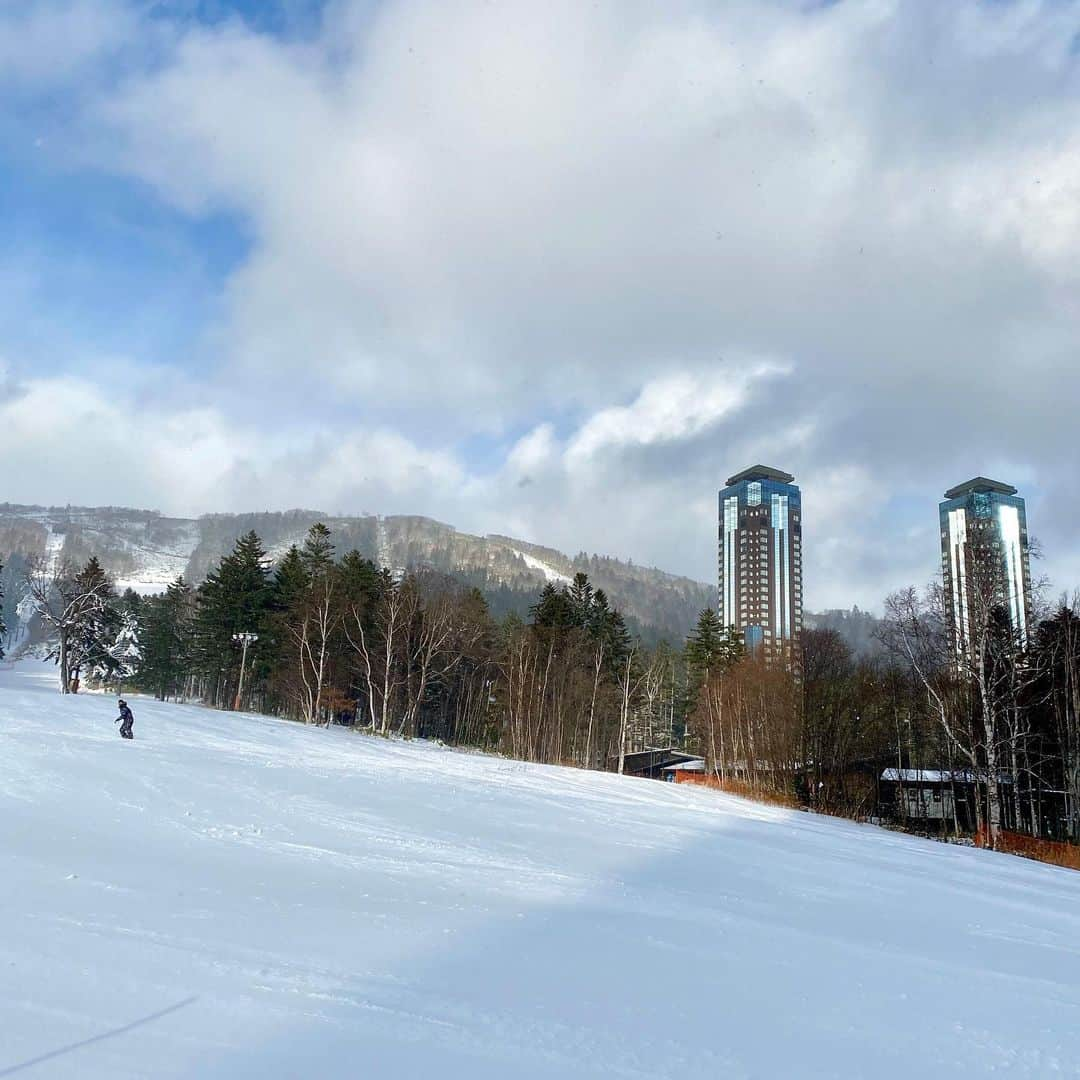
[940,477,1032,658]
[718,466,802,658]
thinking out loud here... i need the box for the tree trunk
[58,631,71,694]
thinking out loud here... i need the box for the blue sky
[1,0,1079,610]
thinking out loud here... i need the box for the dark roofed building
[618,748,702,780]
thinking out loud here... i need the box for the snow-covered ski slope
[3,661,1080,1079]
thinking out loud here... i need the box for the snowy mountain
[2,657,1079,1078]
[0,504,715,641]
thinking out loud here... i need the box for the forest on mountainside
[0,505,714,641]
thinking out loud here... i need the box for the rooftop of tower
[725,465,796,487]
[943,477,1019,500]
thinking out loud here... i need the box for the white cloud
[0,0,139,91]
[566,364,785,466]
[3,0,1080,610]
[0,368,464,520]
[506,423,557,476]
[87,0,1080,419]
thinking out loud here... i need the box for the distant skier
[116,700,134,740]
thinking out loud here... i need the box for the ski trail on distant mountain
[510,549,572,586]
[375,516,391,571]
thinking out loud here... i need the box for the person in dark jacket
[116,700,134,740]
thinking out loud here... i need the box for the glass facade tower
[939,477,1032,659]
[718,465,803,659]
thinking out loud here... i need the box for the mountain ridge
[0,503,716,643]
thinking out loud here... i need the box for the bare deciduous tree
[23,555,115,694]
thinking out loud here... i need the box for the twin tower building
[718,467,1033,663]
[717,466,803,662]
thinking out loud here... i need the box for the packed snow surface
[3,661,1080,1079]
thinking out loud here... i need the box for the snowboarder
[116,700,134,740]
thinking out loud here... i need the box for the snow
[510,548,573,586]
[882,768,955,783]
[42,527,65,574]
[3,660,1080,1079]
[3,510,201,597]
[8,528,66,647]
[111,521,201,596]
[882,768,1013,784]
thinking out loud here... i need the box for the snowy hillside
[0,506,714,639]
[2,661,1079,1078]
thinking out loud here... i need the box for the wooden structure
[618,748,701,780]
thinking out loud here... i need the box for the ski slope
[2,661,1080,1079]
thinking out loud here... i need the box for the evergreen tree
[0,559,5,660]
[685,608,724,677]
[0,553,28,655]
[274,524,344,725]
[568,572,594,627]
[530,582,576,629]
[604,609,633,669]
[300,522,335,579]
[194,532,273,707]
[109,610,143,686]
[140,576,195,700]
[686,609,744,677]
[273,546,308,613]
[336,549,385,708]
[267,545,308,680]
[588,588,612,636]
[67,557,120,689]
[585,588,632,674]
[685,608,745,705]
[338,550,384,610]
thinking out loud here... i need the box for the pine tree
[584,589,631,674]
[336,550,385,713]
[0,559,5,660]
[568,572,594,628]
[109,610,143,687]
[273,546,308,611]
[530,583,576,629]
[140,576,195,700]
[300,522,335,579]
[0,554,28,656]
[686,609,744,678]
[194,532,273,707]
[338,550,383,610]
[686,608,723,677]
[588,588,612,636]
[606,610,633,667]
[67,557,120,689]
[278,524,343,725]
[685,608,745,711]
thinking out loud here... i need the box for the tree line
[10,522,1080,851]
[16,526,690,771]
[688,575,1080,849]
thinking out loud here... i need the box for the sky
[1,0,1079,611]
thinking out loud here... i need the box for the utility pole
[233,632,258,711]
